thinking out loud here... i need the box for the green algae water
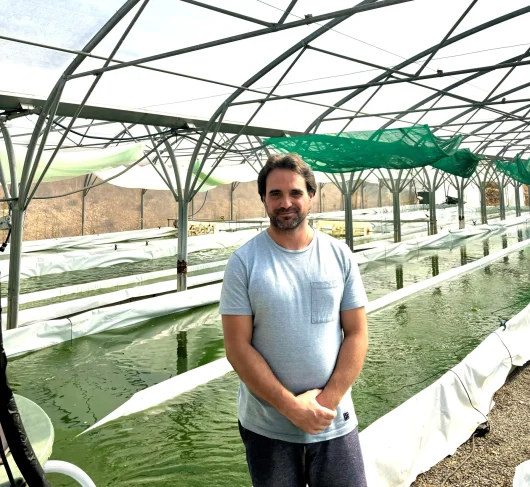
[8,229,530,486]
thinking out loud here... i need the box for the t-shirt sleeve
[340,252,368,311]
[219,253,253,315]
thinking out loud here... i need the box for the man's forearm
[226,343,297,416]
[318,331,368,410]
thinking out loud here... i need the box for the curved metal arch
[303,5,530,134]
[431,79,530,137]
[184,0,389,204]
[377,48,530,131]
[468,104,530,155]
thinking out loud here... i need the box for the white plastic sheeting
[355,215,530,265]
[0,259,228,309]
[0,229,257,281]
[4,227,177,254]
[513,460,530,487]
[8,271,224,327]
[81,358,234,435]
[360,303,530,487]
[76,238,530,434]
[3,283,222,357]
[10,215,528,327]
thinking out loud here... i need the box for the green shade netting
[495,155,530,185]
[264,125,479,178]
[432,149,482,178]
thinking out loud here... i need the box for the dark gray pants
[238,422,367,487]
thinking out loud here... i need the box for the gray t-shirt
[219,229,368,443]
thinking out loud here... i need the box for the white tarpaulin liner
[0,259,228,309]
[6,271,224,327]
[4,227,177,254]
[8,215,528,324]
[0,144,143,183]
[74,238,530,434]
[3,282,222,357]
[513,460,530,487]
[355,215,530,265]
[5,225,530,358]
[81,358,234,435]
[360,303,530,487]
[0,229,257,281]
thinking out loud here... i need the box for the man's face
[263,169,313,231]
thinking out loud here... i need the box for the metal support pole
[515,183,521,217]
[527,185,530,206]
[141,189,147,229]
[319,183,324,212]
[360,182,365,209]
[230,185,234,221]
[0,123,16,202]
[392,190,401,243]
[460,245,468,266]
[1,123,21,330]
[177,198,189,291]
[431,255,440,277]
[456,181,466,229]
[498,182,506,220]
[176,331,189,375]
[343,190,354,251]
[483,240,489,256]
[81,191,86,236]
[428,190,437,235]
[6,207,23,330]
[395,264,404,290]
[377,179,383,207]
[229,182,239,221]
[479,184,488,224]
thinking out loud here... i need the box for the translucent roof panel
[0,0,125,95]
[3,0,530,164]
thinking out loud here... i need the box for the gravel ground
[412,361,530,487]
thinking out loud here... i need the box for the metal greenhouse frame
[1,0,530,334]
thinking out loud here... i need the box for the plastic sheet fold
[3,283,223,357]
[0,230,256,281]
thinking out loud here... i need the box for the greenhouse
[1,1,530,486]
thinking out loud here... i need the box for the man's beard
[268,207,307,231]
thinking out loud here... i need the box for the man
[220,153,369,487]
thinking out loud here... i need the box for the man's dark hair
[257,153,317,201]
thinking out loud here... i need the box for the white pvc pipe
[44,460,96,487]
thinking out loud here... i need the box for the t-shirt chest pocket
[310,280,342,324]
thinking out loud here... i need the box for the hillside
[0,176,476,241]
